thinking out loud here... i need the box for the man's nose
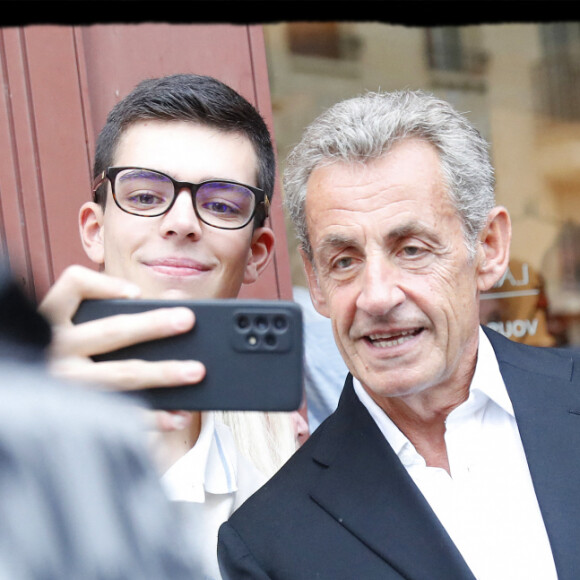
[160,189,202,239]
[355,255,405,316]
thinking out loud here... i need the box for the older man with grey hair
[218,90,580,580]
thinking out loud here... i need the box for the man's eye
[333,256,353,270]
[126,191,165,206]
[401,245,425,258]
[202,200,240,215]
[132,193,157,204]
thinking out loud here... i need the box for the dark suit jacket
[218,327,580,579]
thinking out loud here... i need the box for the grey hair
[283,89,495,262]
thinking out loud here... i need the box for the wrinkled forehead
[305,140,448,207]
[303,141,465,252]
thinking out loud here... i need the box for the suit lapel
[309,377,476,580]
[486,328,580,580]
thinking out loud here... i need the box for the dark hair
[93,74,275,226]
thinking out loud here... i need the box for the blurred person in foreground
[0,269,199,579]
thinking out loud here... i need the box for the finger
[53,307,195,358]
[49,358,206,391]
[150,410,194,432]
[39,265,141,325]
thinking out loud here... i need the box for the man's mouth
[366,328,424,347]
[145,258,210,276]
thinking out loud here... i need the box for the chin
[158,288,205,300]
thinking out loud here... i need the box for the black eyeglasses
[92,166,270,230]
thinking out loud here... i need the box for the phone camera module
[236,314,251,330]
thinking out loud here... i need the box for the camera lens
[265,333,277,347]
[273,315,288,330]
[255,316,268,331]
[236,314,250,329]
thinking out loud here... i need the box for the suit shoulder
[484,325,578,381]
[227,417,331,525]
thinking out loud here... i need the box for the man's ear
[300,248,330,318]
[79,202,105,265]
[243,226,276,284]
[476,206,511,292]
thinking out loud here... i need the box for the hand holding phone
[73,298,304,412]
[39,267,202,395]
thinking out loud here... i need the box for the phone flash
[247,335,258,346]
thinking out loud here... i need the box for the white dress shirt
[161,412,265,580]
[353,327,558,580]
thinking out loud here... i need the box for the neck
[154,411,202,473]
[378,334,480,473]
[375,379,472,475]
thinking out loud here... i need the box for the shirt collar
[468,326,514,417]
[353,326,514,459]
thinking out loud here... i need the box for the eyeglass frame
[92,166,270,230]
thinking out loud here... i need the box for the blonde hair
[214,411,298,479]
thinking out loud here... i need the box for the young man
[40,74,300,579]
[218,90,580,579]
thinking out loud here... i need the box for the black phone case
[73,299,303,412]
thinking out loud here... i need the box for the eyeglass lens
[114,168,256,228]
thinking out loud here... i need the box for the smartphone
[73,299,303,412]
